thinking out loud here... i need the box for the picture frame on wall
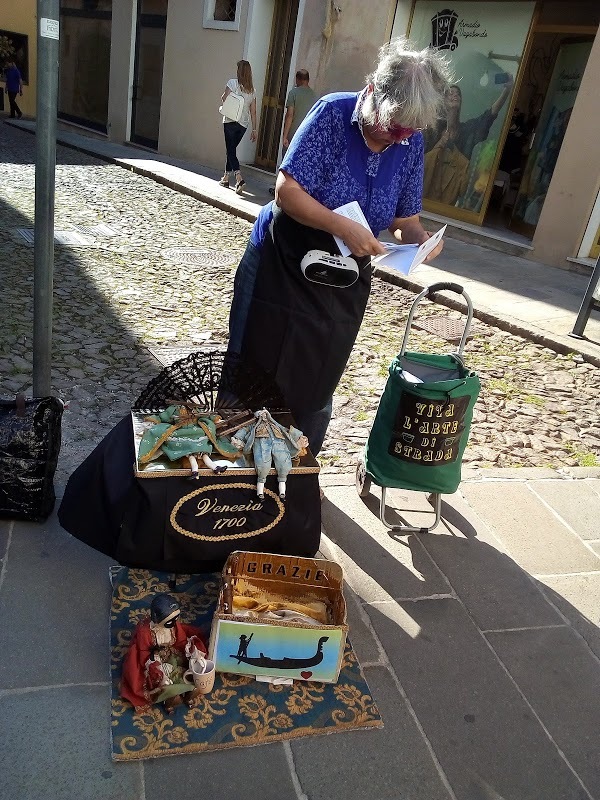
[0,29,29,84]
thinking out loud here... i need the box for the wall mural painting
[409,2,535,216]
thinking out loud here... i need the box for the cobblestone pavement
[0,122,598,485]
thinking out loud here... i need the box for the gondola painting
[211,620,346,683]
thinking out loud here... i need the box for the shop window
[204,0,241,30]
[58,0,112,132]
[409,1,536,225]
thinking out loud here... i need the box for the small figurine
[120,593,208,713]
[138,405,239,477]
[231,408,308,501]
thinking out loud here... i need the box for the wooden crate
[209,551,348,683]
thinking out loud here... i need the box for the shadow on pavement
[321,492,600,800]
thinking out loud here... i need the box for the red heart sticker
[300,671,312,679]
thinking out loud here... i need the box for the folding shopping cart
[356,282,480,533]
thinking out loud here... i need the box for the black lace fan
[133,349,286,412]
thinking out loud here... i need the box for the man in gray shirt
[269,70,316,197]
[282,69,316,150]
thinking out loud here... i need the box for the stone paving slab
[321,486,451,603]
[0,512,114,688]
[535,573,600,659]
[291,664,453,800]
[487,626,600,798]
[417,529,565,633]
[529,479,600,539]
[365,598,591,800]
[460,482,600,575]
[145,741,297,800]
[0,685,141,800]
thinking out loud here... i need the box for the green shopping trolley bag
[357,282,480,533]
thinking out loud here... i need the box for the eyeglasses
[388,122,425,136]
[373,111,424,142]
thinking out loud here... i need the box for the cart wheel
[356,459,372,498]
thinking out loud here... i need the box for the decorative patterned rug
[110,568,383,760]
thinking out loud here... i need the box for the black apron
[241,208,371,414]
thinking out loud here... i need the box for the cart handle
[399,282,474,358]
[425,281,465,295]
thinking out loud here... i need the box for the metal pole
[569,255,600,339]
[33,0,60,396]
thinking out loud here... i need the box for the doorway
[506,35,593,236]
[485,28,594,237]
[254,0,299,170]
[58,0,112,133]
[131,0,167,149]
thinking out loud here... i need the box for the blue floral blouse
[250,91,424,248]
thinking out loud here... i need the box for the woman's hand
[390,215,444,263]
[337,219,386,257]
[250,129,257,143]
[276,172,385,257]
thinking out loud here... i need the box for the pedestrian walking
[269,69,316,196]
[219,60,257,196]
[282,69,316,151]
[4,60,23,119]
[227,38,452,456]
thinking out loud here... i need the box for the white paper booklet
[371,224,447,275]
[332,201,370,257]
[332,201,446,275]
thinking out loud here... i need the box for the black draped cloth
[58,415,320,573]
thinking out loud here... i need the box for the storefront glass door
[510,40,592,236]
[131,0,167,149]
[254,0,299,170]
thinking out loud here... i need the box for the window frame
[203,0,242,31]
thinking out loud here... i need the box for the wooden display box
[131,409,320,478]
[209,551,348,684]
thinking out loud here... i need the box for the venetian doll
[138,405,239,477]
[120,593,208,713]
[231,408,308,501]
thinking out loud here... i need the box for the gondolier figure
[236,633,253,662]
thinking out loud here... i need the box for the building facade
[2,0,599,272]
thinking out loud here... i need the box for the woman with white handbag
[219,60,257,195]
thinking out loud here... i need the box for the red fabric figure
[120,593,207,712]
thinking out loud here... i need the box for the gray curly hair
[362,37,453,131]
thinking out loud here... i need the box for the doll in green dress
[138,406,239,476]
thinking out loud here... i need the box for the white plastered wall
[158,0,250,168]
